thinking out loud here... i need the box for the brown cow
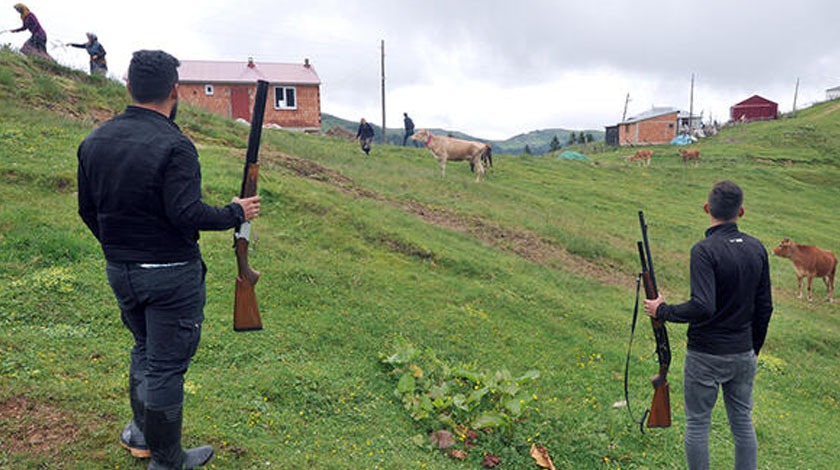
[680,148,701,166]
[412,129,490,182]
[628,149,652,166]
[772,237,837,302]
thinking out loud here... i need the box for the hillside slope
[1,47,839,469]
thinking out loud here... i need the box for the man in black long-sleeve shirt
[644,180,773,470]
[77,50,260,469]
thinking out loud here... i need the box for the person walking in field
[67,32,107,75]
[4,3,52,60]
[644,180,773,470]
[356,117,374,155]
[403,112,415,146]
[77,49,261,469]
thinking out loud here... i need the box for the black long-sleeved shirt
[656,222,773,355]
[77,106,244,263]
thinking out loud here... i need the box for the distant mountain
[321,113,604,155]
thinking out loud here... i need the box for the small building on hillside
[729,95,778,122]
[604,125,619,146]
[612,107,699,146]
[177,57,321,130]
[826,86,840,101]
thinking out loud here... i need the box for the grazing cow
[680,149,701,166]
[628,149,652,166]
[772,237,837,302]
[412,129,489,182]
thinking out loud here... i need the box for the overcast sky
[4,0,840,139]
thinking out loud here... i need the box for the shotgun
[638,211,671,428]
[233,80,268,332]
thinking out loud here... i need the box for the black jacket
[77,106,244,263]
[656,222,773,355]
[356,122,374,139]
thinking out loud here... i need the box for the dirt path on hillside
[812,100,840,119]
[266,152,633,290]
[0,396,84,463]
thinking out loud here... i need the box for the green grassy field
[1,47,838,469]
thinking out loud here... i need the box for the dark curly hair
[127,50,180,104]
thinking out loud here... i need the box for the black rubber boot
[120,376,150,458]
[145,405,214,469]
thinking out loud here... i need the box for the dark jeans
[403,129,415,146]
[683,349,757,470]
[106,259,205,410]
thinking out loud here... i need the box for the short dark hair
[127,50,180,103]
[708,180,743,220]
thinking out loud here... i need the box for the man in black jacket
[77,50,260,469]
[402,112,415,146]
[355,117,374,155]
[644,180,773,470]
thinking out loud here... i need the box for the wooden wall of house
[179,82,321,129]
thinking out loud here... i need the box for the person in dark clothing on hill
[6,3,52,60]
[77,49,260,469]
[403,112,415,146]
[356,117,374,155]
[644,180,773,470]
[67,32,107,75]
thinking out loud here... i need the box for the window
[204,84,214,96]
[274,86,297,110]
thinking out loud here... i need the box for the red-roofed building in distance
[178,57,321,130]
[729,95,778,122]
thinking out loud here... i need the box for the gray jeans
[106,259,205,410]
[683,349,757,470]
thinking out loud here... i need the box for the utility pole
[792,77,800,115]
[380,39,386,144]
[622,93,630,122]
[689,73,695,132]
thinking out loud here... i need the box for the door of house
[231,86,250,121]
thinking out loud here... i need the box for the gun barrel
[638,211,658,295]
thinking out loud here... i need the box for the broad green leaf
[397,373,416,394]
[473,411,508,429]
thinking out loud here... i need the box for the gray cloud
[19,0,840,138]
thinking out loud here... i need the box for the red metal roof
[178,59,321,85]
[732,95,776,107]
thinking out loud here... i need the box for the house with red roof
[177,57,321,130]
[729,95,778,122]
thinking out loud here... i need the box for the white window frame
[204,84,214,96]
[274,86,297,110]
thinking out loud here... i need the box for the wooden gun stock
[234,163,262,332]
[234,240,262,331]
[647,377,671,428]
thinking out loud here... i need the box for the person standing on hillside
[403,112,415,146]
[77,49,260,469]
[644,180,773,470]
[67,32,107,76]
[356,117,375,155]
[5,3,52,60]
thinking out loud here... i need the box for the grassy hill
[322,113,604,155]
[1,45,839,469]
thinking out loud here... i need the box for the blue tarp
[557,151,590,161]
[671,134,692,145]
